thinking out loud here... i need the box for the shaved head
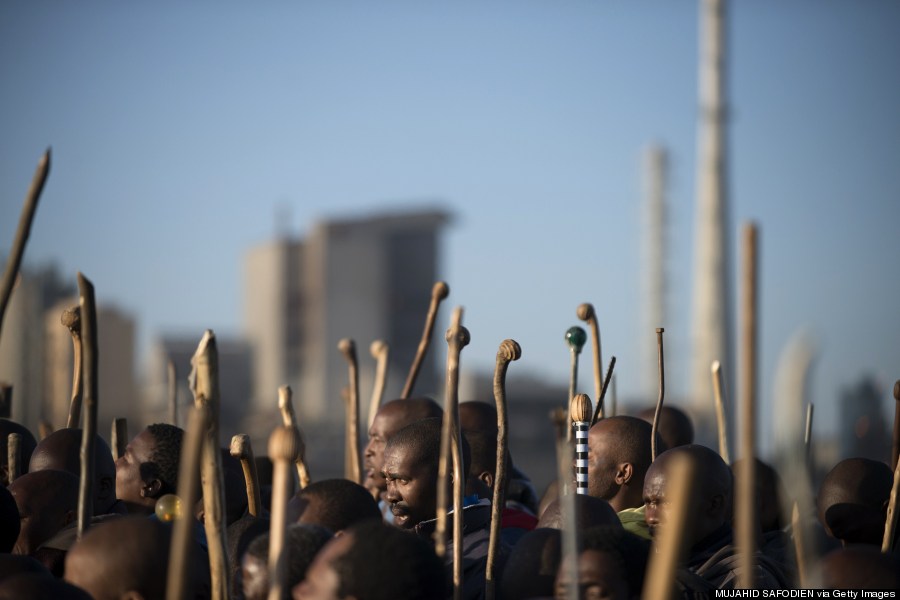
[643,445,732,546]
[29,428,117,515]
[587,416,662,512]
[537,495,622,531]
[817,457,891,546]
[8,470,79,556]
[364,397,442,494]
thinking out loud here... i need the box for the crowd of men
[1,395,899,599]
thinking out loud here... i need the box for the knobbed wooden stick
[401,281,450,399]
[268,426,301,600]
[0,149,50,342]
[641,454,695,600]
[711,360,730,463]
[230,434,261,517]
[577,303,603,416]
[338,338,362,483]
[367,340,390,429]
[564,326,586,404]
[278,385,311,489]
[892,381,900,471]
[7,433,21,483]
[650,328,665,461]
[436,307,469,600]
[590,356,616,426]
[552,408,577,600]
[61,306,83,428]
[883,459,900,553]
[166,404,208,600]
[111,418,128,461]
[485,339,521,600]
[168,358,178,427]
[190,330,230,600]
[736,223,758,589]
[571,394,592,495]
[77,273,98,540]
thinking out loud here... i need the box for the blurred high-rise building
[242,208,450,466]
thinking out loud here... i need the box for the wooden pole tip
[369,339,387,358]
[656,327,665,334]
[230,434,250,459]
[268,426,301,462]
[432,281,450,300]
[711,360,721,374]
[445,325,471,348]
[277,385,292,410]
[498,339,521,362]
[337,338,357,360]
[60,306,81,332]
[576,303,595,322]
[569,393,593,423]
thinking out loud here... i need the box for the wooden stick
[367,340,390,429]
[711,360,731,463]
[401,281,449,399]
[61,306,83,429]
[166,404,208,600]
[640,454,695,600]
[651,328,665,461]
[278,385,311,489]
[609,374,617,417]
[791,503,808,587]
[0,384,11,420]
[590,356,616,426]
[0,149,50,342]
[804,403,814,463]
[485,339,521,600]
[7,433,21,483]
[577,303,603,416]
[736,223,758,589]
[552,408,577,600]
[230,434,262,517]
[38,419,53,440]
[571,394,592,495]
[268,426,301,600]
[338,338,362,484]
[168,358,178,427]
[111,418,128,461]
[883,459,900,553]
[892,380,900,471]
[76,273,98,540]
[436,307,469,600]
[190,330,230,600]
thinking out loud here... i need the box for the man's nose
[384,482,400,503]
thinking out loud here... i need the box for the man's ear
[140,478,163,500]
[614,463,633,486]
[97,475,114,502]
[477,471,494,489]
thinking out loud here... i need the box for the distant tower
[689,0,732,431]
[641,144,668,400]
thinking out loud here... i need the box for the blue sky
[2,1,899,452]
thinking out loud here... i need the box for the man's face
[587,426,617,501]
[642,465,668,539]
[382,444,438,530]
[363,407,406,495]
[555,549,630,600]
[292,532,353,600]
[115,429,156,506]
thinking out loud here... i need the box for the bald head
[9,470,79,555]
[65,517,178,600]
[587,416,662,512]
[0,419,37,486]
[637,405,694,449]
[643,445,732,546]
[537,495,622,531]
[29,428,117,516]
[818,457,892,546]
[364,397,442,494]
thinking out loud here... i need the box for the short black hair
[386,417,471,478]
[246,523,333,589]
[145,423,184,494]
[333,520,445,600]
[296,478,381,532]
[579,526,650,596]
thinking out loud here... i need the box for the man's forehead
[129,429,157,459]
